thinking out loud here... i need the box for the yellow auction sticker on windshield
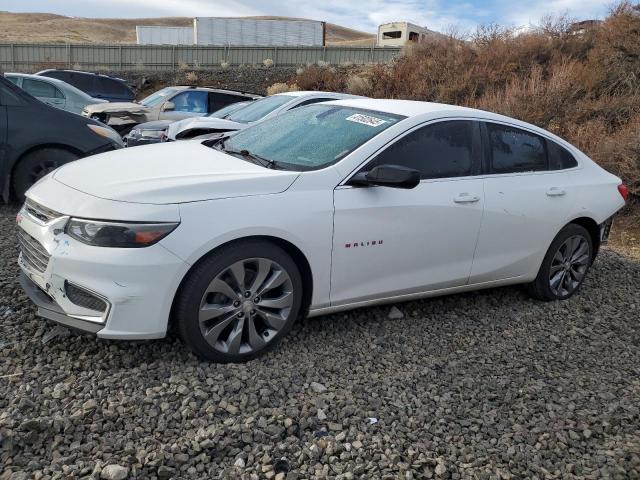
[345,114,388,127]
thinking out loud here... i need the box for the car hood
[52,141,300,205]
[168,117,246,140]
[133,120,174,131]
[84,102,149,114]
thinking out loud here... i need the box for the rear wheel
[175,240,303,362]
[527,224,593,301]
[13,148,78,203]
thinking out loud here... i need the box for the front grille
[65,282,107,313]
[24,199,62,224]
[17,228,50,274]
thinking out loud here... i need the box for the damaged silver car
[81,86,261,135]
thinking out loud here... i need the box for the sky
[0,0,612,33]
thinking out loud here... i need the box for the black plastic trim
[18,273,104,334]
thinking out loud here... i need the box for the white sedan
[17,99,627,362]
[166,90,361,140]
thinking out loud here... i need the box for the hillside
[0,12,375,45]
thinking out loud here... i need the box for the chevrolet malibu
[17,99,628,362]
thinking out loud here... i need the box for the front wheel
[527,224,593,301]
[174,240,303,362]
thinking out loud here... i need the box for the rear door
[21,79,66,111]
[468,121,573,283]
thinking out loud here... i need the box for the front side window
[69,73,94,92]
[170,90,208,113]
[22,79,63,99]
[225,95,293,123]
[366,120,476,179]
[223,105,404,171]
[140,88,179,107]
[487,123,546,173]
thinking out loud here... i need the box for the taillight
[617,183,629,202]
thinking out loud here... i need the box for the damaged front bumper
[16,200,189,339]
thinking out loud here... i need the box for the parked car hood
[84,102,149,114]
[133,120,174,131]
[168,117,246,140]
[52,141,299,205]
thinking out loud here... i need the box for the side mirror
[161,101,175,112]
[350,164,420,189]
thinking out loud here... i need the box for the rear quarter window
[547,139,578,170]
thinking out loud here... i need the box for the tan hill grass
[0,12,374,45]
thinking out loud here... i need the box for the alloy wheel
[198,258,294,355]
[549,235,590,297]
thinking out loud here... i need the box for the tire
[13,148,79,203]
[526,224,593,301]
[175,240,304,362]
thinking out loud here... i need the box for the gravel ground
[1,203,639,480]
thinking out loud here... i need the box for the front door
[331,120,485,306]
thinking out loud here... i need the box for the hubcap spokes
[199,258,293,355]
[549,235,590,296]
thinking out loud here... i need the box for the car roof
[171,86,262,98]
[36,69,127,82]
[275,90,357,98]
[323,98,575,146]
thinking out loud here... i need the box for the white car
[166,91,362,140]
[17,99,627,362]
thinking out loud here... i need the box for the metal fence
[0,43,401,71]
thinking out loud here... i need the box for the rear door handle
[454,193,480,204]
[546,187,566,197]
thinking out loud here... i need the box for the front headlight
[87,124,125,147]
[140,129,166,139]
[66,218,179,248]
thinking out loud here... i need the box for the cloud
[3,0,612,33]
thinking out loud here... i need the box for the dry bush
[266,82,300,95]
[263,58,274,68]
[294,65,346,91]
[291,1,640,194]
[345,74,371,96]
[185,71,198,84]
[177,61,189,70]
[220,61,230,69]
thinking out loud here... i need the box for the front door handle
[546,187,566,197]
[454,193,480,204]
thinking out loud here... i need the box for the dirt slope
[0,12,375,45]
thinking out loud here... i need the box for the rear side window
[22,79,64,99]
[99,77,131,96]
[487,123,546,173]
[209,92,246,112]
[69,73,95,92]
[547,139,578,170]
[368,120,476,179]
[6,76,20,85]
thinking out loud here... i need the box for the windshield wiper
[218,142,280,169]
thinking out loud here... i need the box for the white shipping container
[136,26,194,45]
[194,18,325,46]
